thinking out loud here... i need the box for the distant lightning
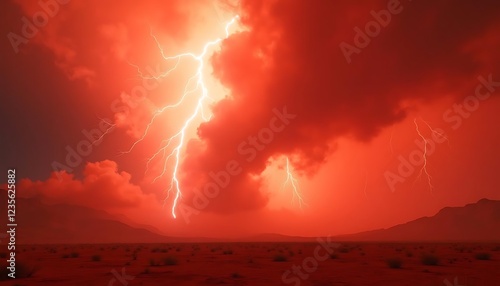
[389,125,395,156]
[413,118,433,192]
[123,16,240,219]
[281,157,306,208]
[421,118,449,147]
[91,117,116,145]
[413,118,449,192]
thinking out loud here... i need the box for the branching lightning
[413,118,433,191]
[281,157,306,208]
[413,118,449,192]
[91,117,116,145]
[123,16,240,219]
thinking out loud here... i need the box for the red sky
[1,0,500,238]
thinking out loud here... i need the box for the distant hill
[0,190,171,244]
[238,233,315,242]
[2,188,499,243]
[338,198,500,242]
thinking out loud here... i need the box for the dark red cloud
[12,0,191,83]
[179,0,500,212]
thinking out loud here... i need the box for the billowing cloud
[178,0,500,212]
[12,0,192,82]
[6,0,500,218]
[19,160,156,209]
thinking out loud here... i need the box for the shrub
[475,252,491,260]
[231,272,243,278]
[339,247,350,253]
[421,254,439,266]
[330,253,339,259]
[223,250,233,255]
[0,262,38,280]
[91,255,101,262]
[163,256,179,265]
[70,252,79,258]
[273,254,287,262]
[149,259,159,266]
[386,258,402,269]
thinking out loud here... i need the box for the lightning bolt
[91,117,116,145]
[281,157,306,208]
[389,124,395,156]
[413,118,433,192]
[123,16,240,219]
[413,118,449,192]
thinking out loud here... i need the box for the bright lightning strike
[123,16,240,219]
[281,157,306,208]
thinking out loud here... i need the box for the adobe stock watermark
[339,0,407,64]
[177,106,297,223]
[108,267,135,286]
[282,237,341,286]
[7,0,71,54]
[51,64,164,181]
[385,73,499,192]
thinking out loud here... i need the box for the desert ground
[1,242,499,286]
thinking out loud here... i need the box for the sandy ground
[1,242,499,285]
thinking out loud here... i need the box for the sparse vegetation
[149,259,159,267]
[475,252,491,260]
[386,258,403,269]
[0,262,38,280]
[61,251,80,259]
[231,272,243,278]
[273,254,288,262]
[223,250,233,255]
[339,247,350,253]
[421,254,439,266]
[163,256,179,265]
